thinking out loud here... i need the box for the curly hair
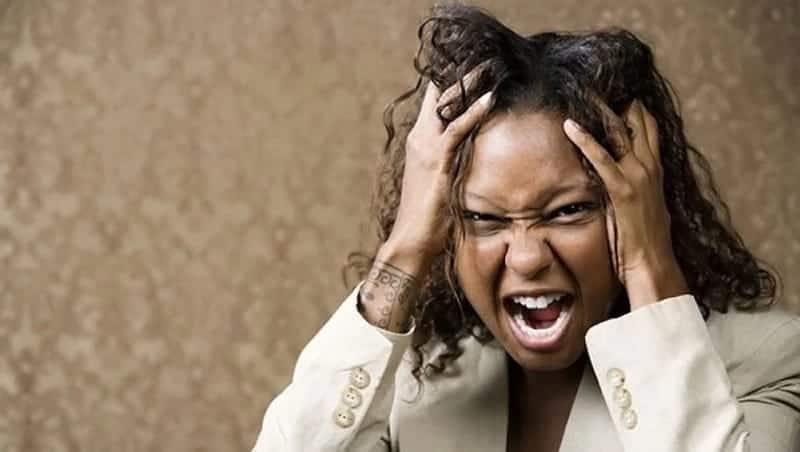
[345,4,779,381]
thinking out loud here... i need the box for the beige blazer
[254,286,800,451]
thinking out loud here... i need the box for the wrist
[377,237,436,279]
[359,245,424,333]
[625,258,689,310]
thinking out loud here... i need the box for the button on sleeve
[606,367,626,388]
[341,385,363,409]
[621,408,638,429]
[349,367,371,389]
[333,406,356,428]
[613,387,632,409]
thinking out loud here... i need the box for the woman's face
[455,111,621,372]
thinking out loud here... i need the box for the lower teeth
[513,307,567,339]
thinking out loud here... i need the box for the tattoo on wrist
[361,260,418,328]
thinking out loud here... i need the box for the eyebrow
[464,181,595,211]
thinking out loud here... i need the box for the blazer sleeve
[585,295,800,452]
[251,284,413,452]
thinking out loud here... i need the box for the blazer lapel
[395,339,508,452]
[466,340,509,451]
[396,339,508,451]
[558,364,622,452]
[441,340,509,451]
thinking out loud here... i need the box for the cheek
[455,237,506,308]
[554,221,616,317]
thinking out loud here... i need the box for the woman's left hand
[562,100,688,310]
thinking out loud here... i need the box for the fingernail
[564,118,583,134]
[479,91,493,106]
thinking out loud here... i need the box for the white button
[621,408,638,429]
[613,387,632,409]
[341,385,363,408]
[606,368,625,388]
[334,407,356,428]
[349,368,371,389]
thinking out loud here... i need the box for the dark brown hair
[346,4,779,380]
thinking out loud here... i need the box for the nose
[504,229,554,279]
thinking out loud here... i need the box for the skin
[359,74,689,450]
[359,79,494,329]
[457,111,621,452]
[455,111,621,373]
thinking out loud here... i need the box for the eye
[463,210,501,222]
[549,202,599,222]
[462,210,508,234]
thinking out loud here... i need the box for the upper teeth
[511,294,565,309]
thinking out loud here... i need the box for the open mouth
[503,293,574,350]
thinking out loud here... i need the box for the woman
[253,5,800,451]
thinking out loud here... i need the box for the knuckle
[643,160,660,177]
[608,122,628,139]
[406,133,422,151]
[610,145,628,161]
[440,84,458,100]
[443,119,465,138]
[617,182,636,200]
[405,142,420,157]
[595,148,614,165]
[569,129,587,144]
[630,164,649,181]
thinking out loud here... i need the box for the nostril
[505,246,554,278]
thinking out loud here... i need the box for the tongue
[525,299,562,323]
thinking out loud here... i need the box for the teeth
[513,306,569,338]
[511,294,565,309]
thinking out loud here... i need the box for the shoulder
[706,303,800,396]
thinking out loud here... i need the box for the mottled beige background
[0,0,797,450]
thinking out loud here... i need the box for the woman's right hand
[384,80,494,268]
[359,77,493,332]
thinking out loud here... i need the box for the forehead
[465,111,591,208]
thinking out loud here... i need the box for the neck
[509,354,587,403]
[506,354,587,451]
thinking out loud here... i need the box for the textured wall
[0,0,797,450]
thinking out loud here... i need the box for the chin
[506,341,587,372]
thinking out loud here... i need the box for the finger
[439,59,493,102]
[625,100,657,171]
[438,59,494,117]
[418,81,444,128]
[639,103,660,160]
[440,91,493,149]
[563,118,626,189]
[592,96,634,162]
